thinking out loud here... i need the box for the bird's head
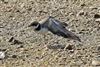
[28,21,41,31]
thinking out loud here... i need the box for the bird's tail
[64,30,81,42]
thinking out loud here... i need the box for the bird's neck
[35,24,41,31]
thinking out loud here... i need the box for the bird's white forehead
[39,17,49,24]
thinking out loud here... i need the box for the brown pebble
[9,37,23,44]
[80,3,86,7]
[66,45,73,50]
[97,45,100,51]
[94,14,100,18]
[8,37,14,42]
[77,10,85,16]
[17,45,24,48]
[12,55,17,58]
[13,40,23,44]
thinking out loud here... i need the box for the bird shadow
[47,44,65,49]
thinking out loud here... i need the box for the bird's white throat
[39,28,48,34]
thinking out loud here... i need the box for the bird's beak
[28,22,41,31]
[28,21,39,27]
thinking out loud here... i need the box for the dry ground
[0,0,100,67]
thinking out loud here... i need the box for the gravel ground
[0,0,100,67]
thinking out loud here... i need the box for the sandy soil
[0,0,100,67]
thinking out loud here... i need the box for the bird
[29,16,81,42]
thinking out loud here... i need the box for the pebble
[8,37,23,44]
[89,6,97,10]
[94,14,100,18]
[1,0,8,3]
[94,13,100,30]
[17,45,24,48]
[97,45,100,51]
[12,55,17,58]
[95,18,100,22]
[92,60,100,66]
[0,51,5,60]
[66,45,73,50]
[77,10,85,16]
[80,3,86,7]
[20,3,25,8]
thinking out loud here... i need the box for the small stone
[92,60,100,66]
[89,6,97,10]
[0,51,5,60]
[27,7,32,11]
[80,3,86,7]
[77,10,85,16]
[94,14,100,18]
[69,49,74,53]
[1,0,8,4]
[13,40,23,44]
[12,55,17,58]
[97,45,100,51]
[17,45,24,48]
[66,45,73,50]
[8,37,14,42]
[0,49,7,51]
[20,3,25,8]
[35,56,40,59]
[95,18,100,22]
[8,37,23,44]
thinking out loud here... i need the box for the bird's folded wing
[48,18,81,42]
[48,16,68,28]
